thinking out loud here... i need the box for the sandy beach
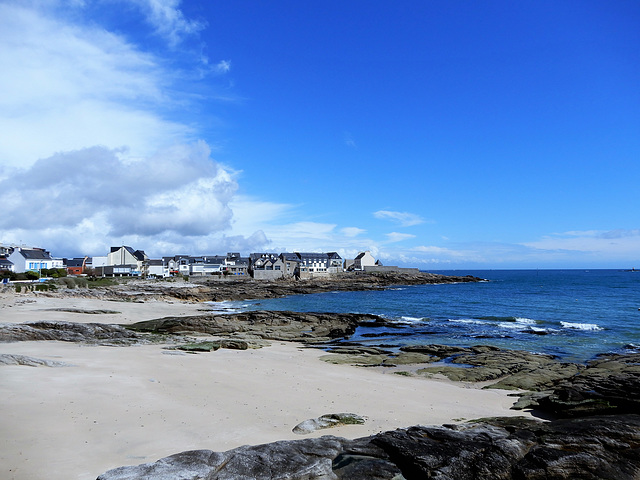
[1,292,533,480]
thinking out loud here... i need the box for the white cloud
[0,2,197,169]
[0,143,241,251]
[215,60,231,74]
[522,229,640,258]
[385,232,416,243]
[344,131,356,148]
[130,0,205,47]
[341,227,366,237]
[373,210,425,227]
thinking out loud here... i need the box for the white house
[94,246,148,277]
[107,246,147,268]
[353,251,376,271]
[295,252,343,277]
[7,248,54,273]
[147,259,168,278]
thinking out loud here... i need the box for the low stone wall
[252,269,285,280]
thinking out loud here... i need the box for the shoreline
[1,288,531,480]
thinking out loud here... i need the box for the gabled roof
[204,256,226,265]
[0,258,13,266]
[280,252,300,262]
[66,258,86,267]
[296,252,329,261]
[327,252,342,259]
[111,246,146,261]
[18,249,52,260]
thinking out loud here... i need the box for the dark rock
[533,353,640,417]
[320,353,389,366]
[327,346,393,355]
[79,272,483,304]
[360,331,414,338]
[46,308,121,314]
[97,415,640,480]
[0,321,141,344]
[399,344,470,358]
[126,311,389,344]
[174,341,221,352]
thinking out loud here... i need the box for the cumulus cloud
[373,210,425,227]
[0,1,195,169]
[0,142,237,240]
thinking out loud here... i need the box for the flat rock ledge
[0,321,142,345]
[0,353,70,367]
[126,310,389,344]
[7,271,483,304]
[97,414,640,480]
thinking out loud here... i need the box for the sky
[0,0,639,269]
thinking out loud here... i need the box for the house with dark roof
[65,257,88,275]
[280,252,301,277]
[94,246,149,277]
[352,251,376,271]
[224,253,249,275]
[0,257,14,272]
[7,248,54,273]
[295,252,343,278]
[250,253,285,279]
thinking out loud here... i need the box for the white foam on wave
[400,316,425,322]
[449,318,486,325]
[205,300,244,313]
[499,322,524,330]
[560,321,603,331]
[527,326,551,333]
[514,317,536,325]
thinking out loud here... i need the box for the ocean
[211,269,640,363]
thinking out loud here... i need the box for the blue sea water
[212,270,640,363]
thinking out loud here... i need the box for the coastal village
[0,243,418,281]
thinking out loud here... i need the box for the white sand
[0,292,533,480]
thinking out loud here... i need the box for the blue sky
[0,0,638,268]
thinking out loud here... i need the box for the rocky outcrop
[517,352,640,418]
[0,321,142,344]
[28,272,483,304]
[0,353,70,367]
[97,414,640,480]
[126,311,389,344]
[293,413,366,434]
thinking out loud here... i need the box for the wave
[398,316,426,323]
[478,315,518,322]
[205,301,243,313]
[449,318,486,325]
[514,317,536,324]
[477,316,536,324]
[560,321,603,331]
[498,318,539,330]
